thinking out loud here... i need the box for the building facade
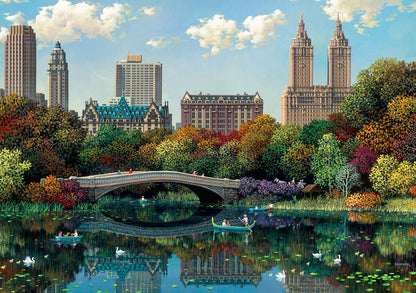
[36,92,47,107]
[4,25,36,101]
[281,14,351,125]
[48,41,69,110]
[115,53,162,106]
[180,91,263,135]
[81,95,170,135]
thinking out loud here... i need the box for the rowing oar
[238,217,253,233]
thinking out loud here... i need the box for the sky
[0,0,415,124]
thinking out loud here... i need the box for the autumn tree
[280,141,315,182]
[369,155,399,198]
[311,133,347,195]
[341,58,416,128]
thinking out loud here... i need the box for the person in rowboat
[241,214,249,227]
[71,230,78,237]
[58,231,63,237]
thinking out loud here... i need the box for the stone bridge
[69,171,241,203]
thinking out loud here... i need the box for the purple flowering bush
[239,177,301,198]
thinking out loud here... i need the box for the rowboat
[54,235,83,242]
[212,217,255,231]
[248,207,268,213]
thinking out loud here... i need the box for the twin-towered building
[281,14,351,125]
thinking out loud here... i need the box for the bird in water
[334,255,341,265]
[23,256,35,266]
[312,250,322,259]
[115,247,125,255]
[276,270,286,282]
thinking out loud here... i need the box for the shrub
[346,191,382,209]
[410,185,416,197]
[239,177,301,198]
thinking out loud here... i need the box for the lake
[1,199,416,292]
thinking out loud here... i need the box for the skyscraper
[115,53,162,106]
[4,25,36,101]
[48,41,69,110]
[281,14,351,125]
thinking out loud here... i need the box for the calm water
[1,200,416,293]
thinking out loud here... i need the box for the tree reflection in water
[0,208,416,292]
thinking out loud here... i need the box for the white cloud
[146,36,180,48]
[27,0,130,45]
[0,27,8,44]
[186,10,287,57]
[0,0,28,3]
[186,14,237,57]
[322,0,409,34]
[236,9,287,48]
[5,11,25,25]
[409,2,416,12]
[139,6,156,16]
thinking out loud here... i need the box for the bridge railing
[70,171,241,188]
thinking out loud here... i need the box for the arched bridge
[69,171,241,203]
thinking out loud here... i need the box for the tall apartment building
[180,91,263,135]
[281,14,351,125]
[115,53,162,106]
[48,41,69,110]
[4,25,36,101]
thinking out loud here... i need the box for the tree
[328,112,359,143]
[280,141,315,182]
[369,155,399,198]
[270,124,301,147]
[335,164,362,197]
[188,154,218,177]
[299,119,331,146]
[311,133,347,195]
[215,140,243,179]
[261,142,287,177]
[387,161,416,197]
[341,58,416,128]
[350,146,378,174]
[0,148,31,201]
[394,130,416,162]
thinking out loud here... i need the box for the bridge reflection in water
[78,209,242,238]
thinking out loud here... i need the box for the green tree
[215,140,243,179]
[0,148,31,201]
[188,154,218,177]
[341,58,416,128]
[299,119,331,146]
[335,163,362,197]
[311,133,347,195]
[261,142,287,177]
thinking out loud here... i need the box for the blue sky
[0,0,415,124]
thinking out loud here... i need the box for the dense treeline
[0,57,416,207]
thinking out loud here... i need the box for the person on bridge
[129,169,133,174]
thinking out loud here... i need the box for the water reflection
[1,207,416,292]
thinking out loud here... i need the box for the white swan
[334,255,341,265]
[276,270,286,282]
[312,250,322,259]
[23,256,35,266]
[115,247,125,255]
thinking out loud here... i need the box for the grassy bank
[269,196,416,214]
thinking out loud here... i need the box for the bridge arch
[69,171,241,203]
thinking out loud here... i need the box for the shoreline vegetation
[3,193,416,217]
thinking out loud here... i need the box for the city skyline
[0,0,415,124]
